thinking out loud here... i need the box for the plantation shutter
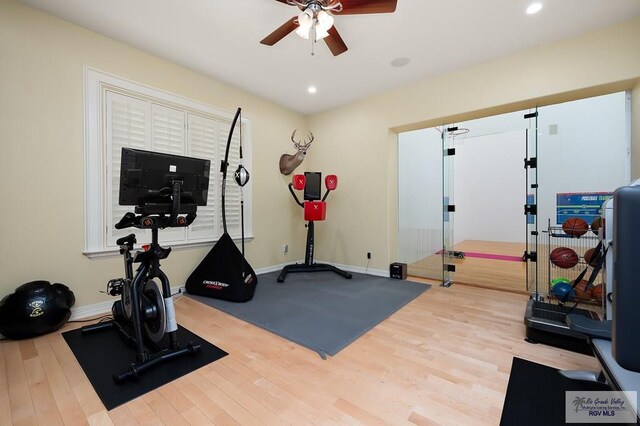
[105,91,150,248]
[151,103,184,155]
[218,121,242,237]
[187,113,219,240]
[150,104,186,243]
[86,70,253,254]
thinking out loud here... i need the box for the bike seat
[116,233,137,247]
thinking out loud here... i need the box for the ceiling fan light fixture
[316,10,334,32]
[296,10,313,39]
[261,0,398,56]
[295,26,311,39]
[315,28,330,41]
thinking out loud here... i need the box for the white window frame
[83,68,253,258]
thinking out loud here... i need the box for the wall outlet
[367,252,371,259]
[283,244,288,255]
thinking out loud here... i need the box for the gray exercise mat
[186,271,429,358]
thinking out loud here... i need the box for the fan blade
[260,17,299,46]
[324,26,348,56]
[274,0,306,10]
[336,0,397,14]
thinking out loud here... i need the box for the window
[84,68,252,257]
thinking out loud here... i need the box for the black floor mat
[500,357,635,426]
[63,324,227,410]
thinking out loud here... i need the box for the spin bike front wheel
[141,279,166,343]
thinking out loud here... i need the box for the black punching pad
[0,281,75,339]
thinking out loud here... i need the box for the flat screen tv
[119,148,210,213]
[304,172,322,201]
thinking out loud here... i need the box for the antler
[291,130,314,149]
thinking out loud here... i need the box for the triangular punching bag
[185,107,258,302]
[186,233,257,302]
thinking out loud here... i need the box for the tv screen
[304,172,322,201]
[119,148,210,212]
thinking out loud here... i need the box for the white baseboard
[254,261,303,275]
[70,262,389,319]
[70,300,113,321]
[323,262,388,277]
[70,285,184,320]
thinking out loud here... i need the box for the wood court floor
[0,279,597,425]
[408,240,528,294]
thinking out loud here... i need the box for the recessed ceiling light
[391,57,410,67]
[307,86,317,94]
[526,2,543,15]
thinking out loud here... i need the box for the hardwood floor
[0,281,597,425]
[408,240,528,294]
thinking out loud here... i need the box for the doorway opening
[397,91,631,294]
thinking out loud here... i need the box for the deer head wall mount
[279,130,314,175]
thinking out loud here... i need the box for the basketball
[591,284,604,300]
[573,280,591,300]
[591,217,602,235]
[551,282,576,301]
[550,247,579,269]
[562,217,589,237]
[583,248,599,267]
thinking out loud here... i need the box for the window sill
[83,235,254,259]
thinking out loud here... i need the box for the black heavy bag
[186,234,257,302]
[0,280,75,339]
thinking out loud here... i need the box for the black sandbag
[0,280,75,339]
[185,233,257,302]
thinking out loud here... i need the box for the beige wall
[0,0,307,307]
[307,17,640,272]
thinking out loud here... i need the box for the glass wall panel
[397,129,442,280]
[398,91,630,297]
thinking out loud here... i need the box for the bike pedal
[106,278,125,296]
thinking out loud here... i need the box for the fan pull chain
[311,21,316,56]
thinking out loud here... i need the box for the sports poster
[556,192,614,224]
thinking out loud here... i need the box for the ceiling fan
[260,0,398,56]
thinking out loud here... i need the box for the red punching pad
[292,174,306,190]
[325,175,338,190]
[304,201,326,221]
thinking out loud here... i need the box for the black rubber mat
[63,324,227,410]
[500,357,635,426]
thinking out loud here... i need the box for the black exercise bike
[82,148,211,383]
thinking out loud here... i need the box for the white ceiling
[19,0,640,115]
